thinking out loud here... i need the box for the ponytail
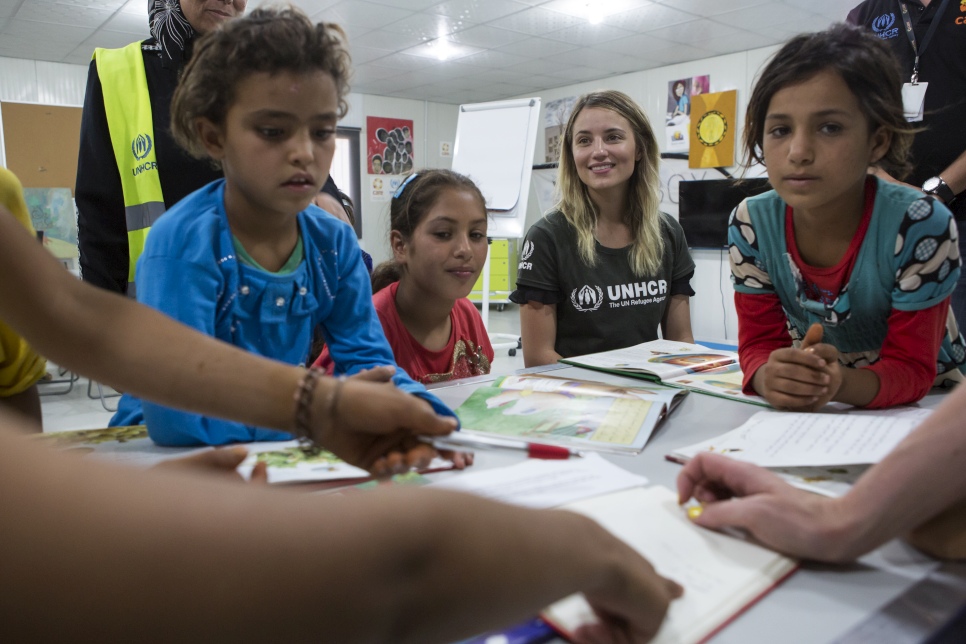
[370,260,402,294]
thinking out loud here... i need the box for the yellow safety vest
[94,42,165,293]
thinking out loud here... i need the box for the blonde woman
[512,90,696,367]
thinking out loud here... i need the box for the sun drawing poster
[689,89,737,169]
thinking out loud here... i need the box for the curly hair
[370,169,487,293]
[743,23,916,179]
[170,5,351,161]
[557,90,663,277]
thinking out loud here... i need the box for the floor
[38,304,525,433]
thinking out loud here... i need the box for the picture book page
[454,375,684,454]
[543,486,796,644]
[563,339,737,380]
[670,410,928,467]
[663,361,767,406]
[37,425,206,467]
[237,441,453,484]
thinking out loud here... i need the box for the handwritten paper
[671,409,929,467]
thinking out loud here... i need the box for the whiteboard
[451,98,541,239]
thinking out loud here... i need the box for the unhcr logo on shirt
[606,280,668,309]
[131,133,158,177]
[871,12,899,39]
[571,285,604,312]
[519,240,535,270]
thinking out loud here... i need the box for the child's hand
[154,446,268,484]
[437,449,474,469]
[753,323,832,410]
[312,368,458,477]
[800,343,843,411]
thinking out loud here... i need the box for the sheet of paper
[672,410,927,467]
[543,486,796,644]
[771,464,869,498]
[429,452,648,508]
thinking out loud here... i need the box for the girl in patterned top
[316,169,494,384]
[729,23,966,411]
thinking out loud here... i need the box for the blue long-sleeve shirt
[111,179,454,446]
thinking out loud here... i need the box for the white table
[427,364,964,644]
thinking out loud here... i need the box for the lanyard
[898,0,950,83]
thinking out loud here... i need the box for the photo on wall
[367,116,414,175]
[665,75,709,154]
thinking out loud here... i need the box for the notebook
[542,486,797,643]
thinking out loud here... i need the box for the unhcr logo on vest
[132,133,153,160]
[571,285,604,312]
[871,12,899,39]
[131,133,158,177]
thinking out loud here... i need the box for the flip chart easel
[451,98,541,351]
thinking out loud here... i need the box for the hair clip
[393,173,419,199]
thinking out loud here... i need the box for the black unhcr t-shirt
[511,211,695,358]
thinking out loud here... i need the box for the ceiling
[0,0,850,105]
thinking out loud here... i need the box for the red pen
[419,433,582,459]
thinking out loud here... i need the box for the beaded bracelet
[293,367,345,455]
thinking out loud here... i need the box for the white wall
[0,55,458,268]
[0,46,783,343]
[340,93,458,265]
[513,45,781,344]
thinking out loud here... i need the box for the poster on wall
[689,89,737,169]
[367,116,414,175]
[544,96,576,163]
[665,75,710,154]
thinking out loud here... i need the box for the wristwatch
[922,176,956,204]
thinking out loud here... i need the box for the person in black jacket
[847,1,966,325]
[76,0,244,294]
[76,1,347,295]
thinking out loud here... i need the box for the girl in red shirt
[317,169,494,384]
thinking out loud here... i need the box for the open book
[542,486,797,643]
[453,374,687,455]
[560,339,767,406]
[666,408,932,497]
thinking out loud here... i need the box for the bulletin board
[1,101,83,194]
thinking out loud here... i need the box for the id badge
[902,82,928,122]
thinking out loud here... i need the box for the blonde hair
[556,90,663,277]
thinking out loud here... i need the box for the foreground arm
[678,382,966,562]
[0,208,454,472]
[0,415,679,643]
